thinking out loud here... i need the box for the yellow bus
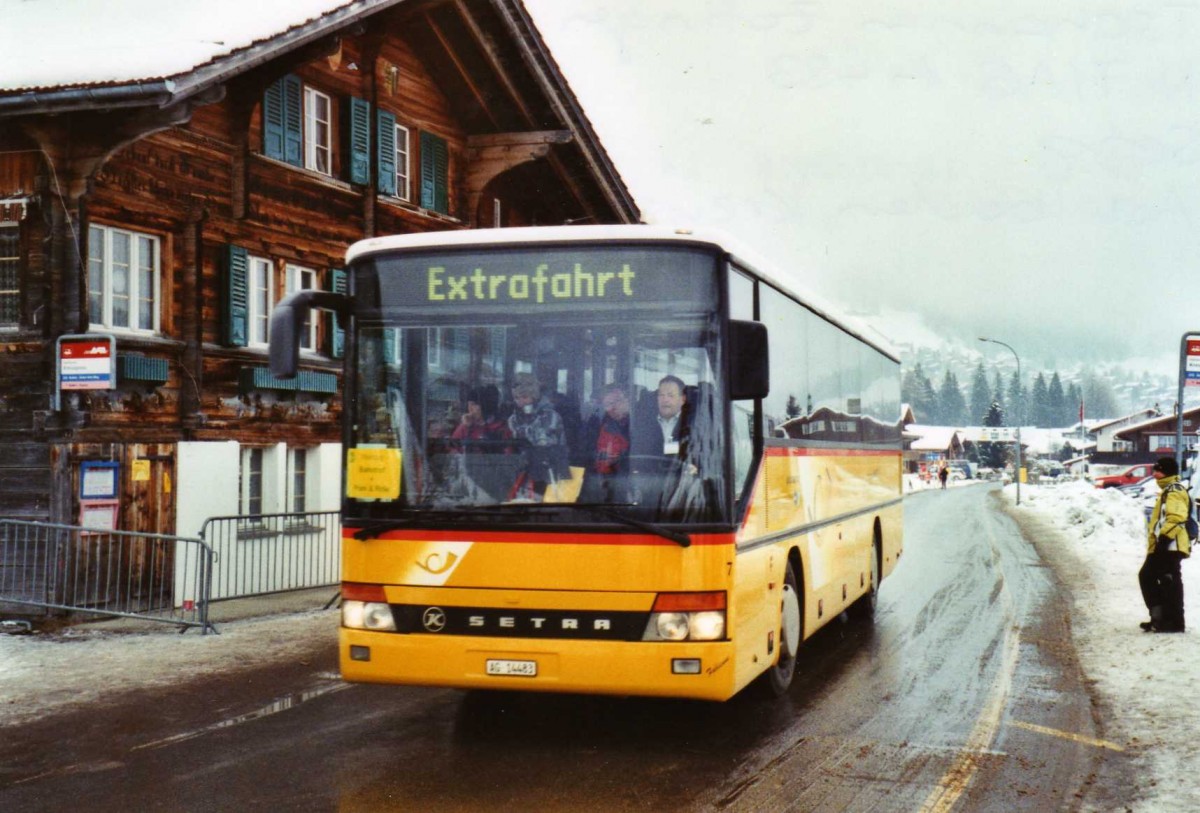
[270,225,902,701]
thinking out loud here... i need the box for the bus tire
[849,526,881,622]
[755,558,801,697]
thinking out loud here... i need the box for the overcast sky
[524,1,1200,372]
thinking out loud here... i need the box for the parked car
[1094,463,1155,489]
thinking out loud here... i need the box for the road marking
[918,507,1022,813]
[916,625,1021,813]
[1010,720,1125,752]
[132,681,351,751]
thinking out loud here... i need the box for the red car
[1094,463,1154,489]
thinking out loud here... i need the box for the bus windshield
[348,244,729,526]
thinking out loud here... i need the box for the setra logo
[422,607,447,632]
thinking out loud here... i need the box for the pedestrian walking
[1138,457,1191,633]
[938,464,949,490]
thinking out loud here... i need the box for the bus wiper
[352,504,690,548]
[569,503,692,548]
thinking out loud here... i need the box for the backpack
[1165,483,1199,548]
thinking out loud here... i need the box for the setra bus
[270,225,902,701]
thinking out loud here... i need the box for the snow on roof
[905,425,961,451]
[1112,405,1200,439]
[0,0,367,92]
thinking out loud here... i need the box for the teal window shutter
[264,75,303,167]
[347,97,371,185]
[263,82,285,160]
[223,245,249,347]
[330,268,347,358]
[282,75,303,167]
[420,132,448,214]
[377,110,397,196]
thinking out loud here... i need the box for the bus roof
[345,225,899,362]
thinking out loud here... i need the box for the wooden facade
[0,0,638,538]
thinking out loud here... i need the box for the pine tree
[938,370,968,426]
[1048,372,1066,427]
[992,370,1005,415]
[979,400,1008,468]
[1066,382,1083,427]
[1006,371,1026,427]
[901,363,938,423]
[1081,373,1118,420]
[969,362,991,425]
[1030,373,1050,427]
[786,395,801,419]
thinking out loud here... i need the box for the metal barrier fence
[0,519,214,632]
[198,511,341,602]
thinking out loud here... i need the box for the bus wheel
[756,559,801,697]
[850,530,880,622]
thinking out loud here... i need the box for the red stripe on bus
[763,446,899,457]
[343,527,732,546]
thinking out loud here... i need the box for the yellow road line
[1010,720,1125,752]
[916,625,1021,813]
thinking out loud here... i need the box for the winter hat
[1153,457,1179,477]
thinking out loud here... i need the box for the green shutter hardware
[330,269,347,359]
[117,354,169,384]
[239,366,337,395]
[263,75,303,167]
[420,132,448,214]
[347,97,371,185]
[223,244,249,347]
[377,110,397,196]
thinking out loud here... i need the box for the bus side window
[733,402,755,505]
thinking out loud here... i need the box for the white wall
[176,440,240,538]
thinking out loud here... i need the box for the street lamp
[979,337,1022,506]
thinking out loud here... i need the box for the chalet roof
[906,425,962,451]
[0,0,378,97]
[1088,409,1159,433]
[1113,405,1200,439]
[0,0,639,222]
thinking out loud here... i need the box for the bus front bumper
[339,628,740,701]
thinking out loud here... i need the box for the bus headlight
[687,611,726,641]
[642,592,728,642]
[655,612,690,641]
[343,600,397,632]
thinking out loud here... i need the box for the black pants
[1139,548,1186,630]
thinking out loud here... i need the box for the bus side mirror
[729,319,769,400]
[269,291,351,379]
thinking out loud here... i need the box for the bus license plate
[486,659,537,677]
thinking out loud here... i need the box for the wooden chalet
[0,0,638,541]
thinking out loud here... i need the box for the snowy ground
[1000,479,1198,811]
[1,480,1196,809]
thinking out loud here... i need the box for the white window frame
[248,255,274,347]
[240,447,264,518]
[288,447,309,514]
[304,87,333,176]
[286,264,318,351]
[87,223,160,334]
[0,222,18,329]
[395,123,411,201]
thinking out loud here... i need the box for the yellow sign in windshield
[347,447,402,500]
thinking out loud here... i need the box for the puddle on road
[132,676,351,752]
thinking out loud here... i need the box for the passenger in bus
[632,375,691,464]
[451,385,510,453]
[507,373,569,500]
[576,383,632,503]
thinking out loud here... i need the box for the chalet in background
[0,0,638,540]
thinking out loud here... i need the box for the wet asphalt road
[0,484,1134,812]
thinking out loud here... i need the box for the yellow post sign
[132,459,151,482]
[347,447,402,500]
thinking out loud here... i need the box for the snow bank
[1004,480,1198,810]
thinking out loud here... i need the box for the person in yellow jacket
[1139,457,1192,633]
